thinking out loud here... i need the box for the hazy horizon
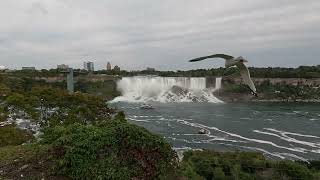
[1,1,319,70]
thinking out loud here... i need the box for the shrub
[42,120,178,179]
[179,150,319,180]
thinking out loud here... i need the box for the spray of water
[112,76,223,103]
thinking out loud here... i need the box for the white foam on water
[166,137,203,144]
[111,76,223,103]
[223,143,308,162]
[278,153,309,162]
[264,128,320,139]
[215,114,225,117]
[203,137,246,143]
[253,130,320,149]
[228,144,309,162]
[176,119,308,153]
[310,118,319,121]
[127,117,150,122]
[172,131,246,143]
[221,143,286,159]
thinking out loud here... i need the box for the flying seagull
[189,54,257,96]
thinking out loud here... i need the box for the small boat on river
[139,104,155,109]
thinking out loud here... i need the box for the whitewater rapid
[112,102,320,162]
[112,76,223,103]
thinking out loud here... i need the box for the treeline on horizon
[2,65,320,78]
[108,65,320,78]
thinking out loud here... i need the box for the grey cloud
[0,0,319,70]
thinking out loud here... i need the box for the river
[111,76,320,161]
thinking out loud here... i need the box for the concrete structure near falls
[66,68,74,93]
[60,68,75,94]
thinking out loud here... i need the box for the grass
[0,144,46,167]
[0,125,34,147]
[0,144,70,179]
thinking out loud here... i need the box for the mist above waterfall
[112,76,223,103]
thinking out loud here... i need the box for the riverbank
[218,77,320,103]
[215,91,320,103]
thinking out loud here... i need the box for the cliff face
[216,77,320,102]
[239,78,320,87]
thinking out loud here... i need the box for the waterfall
[112,76,223,103]
[215,77,222,90]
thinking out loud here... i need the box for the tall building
[83,61,94,71]
[113,65,120,72]
[57,64,69,70]
[106,62,112,70]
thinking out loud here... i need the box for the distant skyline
[0,0,319,70]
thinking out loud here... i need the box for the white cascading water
[112,76,223,103]
[215,77,222,89]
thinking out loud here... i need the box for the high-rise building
[57,64,69,70]
[83,61,94,71]
[113,65,120,72]
[107,62,112,70]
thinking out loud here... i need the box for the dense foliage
[42,121,178,179]
[180,150,320,180]
[0,71,118,100]
[75,80,120,99]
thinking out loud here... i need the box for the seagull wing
[189,54,234,62]
[235,62,257,93]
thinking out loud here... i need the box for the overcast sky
[0,0,319,70]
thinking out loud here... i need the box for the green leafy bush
[41,119,178,179]
[180,150,320,180]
